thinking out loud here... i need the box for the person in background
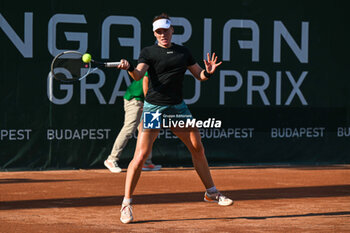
[104,72,161,173]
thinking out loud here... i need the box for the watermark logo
[143,111,222,129]
[143,110,162,129]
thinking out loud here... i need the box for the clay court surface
[1,165,350,232]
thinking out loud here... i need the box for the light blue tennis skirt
[142,100,193,120]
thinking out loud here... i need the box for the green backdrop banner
[1,0,349,170]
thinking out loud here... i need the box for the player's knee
[133,151,149,167]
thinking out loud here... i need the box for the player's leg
[135,118,162,171]
[124,128,159,197]
[105,99,143,172]
[172,127,233,206]
[121,127,159,224]
[172,127,214,188]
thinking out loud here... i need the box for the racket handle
[104,62,121,67]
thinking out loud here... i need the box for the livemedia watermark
[143,110,222,129]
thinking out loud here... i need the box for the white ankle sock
[206,186,218,194]
[122,197,132,206]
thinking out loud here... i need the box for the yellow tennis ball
[82,53,92,63]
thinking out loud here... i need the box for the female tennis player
[117,13,233,224]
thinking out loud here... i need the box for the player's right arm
[117,60,149,81]
[130,63,149,81]
[143,74,149,96]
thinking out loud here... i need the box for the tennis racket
[50,51,121,82]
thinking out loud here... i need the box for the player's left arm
[188,52,222,81]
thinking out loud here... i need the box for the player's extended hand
[204,53,222,74]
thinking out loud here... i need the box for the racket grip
[104,62,121,67]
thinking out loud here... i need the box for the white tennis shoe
[120,204,133,224]
[104,159,122,173]
[204,192,234,206]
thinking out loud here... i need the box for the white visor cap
[153,19,171,31]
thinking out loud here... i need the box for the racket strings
[51,54,91,81]
[79,67,99,81]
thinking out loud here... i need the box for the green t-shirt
[123,72,147,101]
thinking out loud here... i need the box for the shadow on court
[132,211,350,224]
[0,178,77,184]
[1,184,350,210]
